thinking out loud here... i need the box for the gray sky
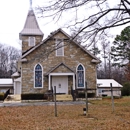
[0,0,128,50]
[0,0,29,49]
[0,0,63,49]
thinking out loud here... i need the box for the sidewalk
[0,101,86,107]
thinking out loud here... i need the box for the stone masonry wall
[21,32,97,94]
[21,35,43,53]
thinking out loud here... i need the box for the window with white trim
[29,37,35,46]
[34,64,43,88]
[77,64,85,88]
[55,39,64,56]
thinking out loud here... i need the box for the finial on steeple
[29,0,32,10]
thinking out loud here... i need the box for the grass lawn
[0,97,130,130]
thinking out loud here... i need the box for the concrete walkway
[0,101,86,107]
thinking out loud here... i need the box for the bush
[88,93,95,98]
[121,82,130,96]
[77,92,95,98]
[0,93,4,101]
[78,92,85,98]
[21,93,46,100]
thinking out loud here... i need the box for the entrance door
[52,76,68,94]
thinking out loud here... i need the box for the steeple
[19,0,44,53]
[19,0,43,36]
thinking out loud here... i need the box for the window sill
[34,87,43,89]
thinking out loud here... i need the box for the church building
[12,2,100,98]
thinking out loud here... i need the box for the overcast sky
[0,0,128,50]
[0,0,28,49]
[0,0,63,49]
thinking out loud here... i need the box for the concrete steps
[56,94,73,101]
[3,94,73,103]
[4,95,21,103]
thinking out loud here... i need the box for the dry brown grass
[0,97,130,130]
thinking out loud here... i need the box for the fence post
[110,83,114,112]
[54,86,57,117]
[85,82,88,115]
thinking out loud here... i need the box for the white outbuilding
[97,79,123,97]
[0,79,13,93]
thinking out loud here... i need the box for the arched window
[34,64,43,88]
[77,64,85,88]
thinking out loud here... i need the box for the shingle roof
[20,10,43,36]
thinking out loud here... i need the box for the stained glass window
[77,65,84,87]
[35,64,42,88]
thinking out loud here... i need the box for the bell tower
[19,0,44,53]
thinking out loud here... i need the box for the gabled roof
[97,79,123,88]
[11,72,20,77]
[45,62,75,75]
[22,28,100,62]
[20,10,43,36]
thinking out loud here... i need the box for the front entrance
[52,76,68,94]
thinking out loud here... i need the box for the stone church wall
[21,32,97,94]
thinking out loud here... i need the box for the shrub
[77,91,95,98]
[88,93,95,98]
[121,82,130,96]
[0,93,4,101]
[78,92,85,98]
[21,93,46,100]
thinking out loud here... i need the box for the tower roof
[20,9,43,36]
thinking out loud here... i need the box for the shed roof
[0,79,13,86]
[97,79,123,88]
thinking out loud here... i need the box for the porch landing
[3,94,73,103]
[56,94,73,101]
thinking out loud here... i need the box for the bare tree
[0,44,21,78]
[37,0,130,46]
[111,65,125,84]
[97,61,125,84]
